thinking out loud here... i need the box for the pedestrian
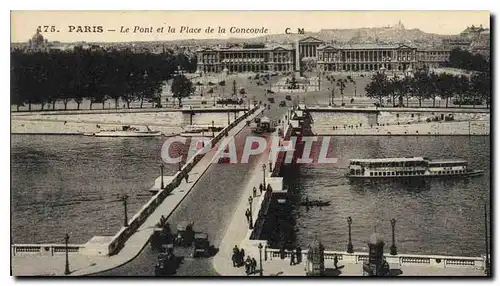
[251,257,257,274]
[185,174,189,183]
[245,256,252,275]
[296,245,302,264]
[244,209,249,223]
[240,248,245,261]
[280,245,286,259]
[290,250,296,265]
[334,254,339,269]
[259,183,264,193]
[232,252,238,267]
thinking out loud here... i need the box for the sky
[11,11,490,43]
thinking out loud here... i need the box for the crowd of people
[231,245,259,275]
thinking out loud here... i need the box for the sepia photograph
[9,10,491,277]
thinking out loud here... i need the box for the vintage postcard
[10,11,491,277]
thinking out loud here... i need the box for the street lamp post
[227,112,230,125]
[122,195,129,227]
[347,216,353,253]
[262,164,267,187]
[248,196,253,229]
[160,163,164,189]
[390,218,398,255]
[258,243,263,276]
[64,233,70,275]
[212,120,215,138]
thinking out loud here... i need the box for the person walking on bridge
[259,183,264,194]
[253,186,257,197]
[185,173,189,183]
[232,245,240,267]
[245,208,251,224]
[290,250,296,265]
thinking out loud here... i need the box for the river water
[11,134,490,258]
[281,135,490,257]
[11,135,183,244]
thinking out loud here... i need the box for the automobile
[279,101,286,107]
[268,97,275,103]
[150,223,173,251]
[266,89,275,94]
[174,222,195,247]
[155,251,177,276]
[285,95,292,101]
[193,233,213,258]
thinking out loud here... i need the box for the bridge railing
[263,248,485,269]
[11,244,84,256]
[106,105,260,256]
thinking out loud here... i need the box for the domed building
[28,28,48,51]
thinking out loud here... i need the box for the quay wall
[11,106,248,135]
[307,106,490,136]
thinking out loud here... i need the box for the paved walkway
[11,107,263,276]
[222,258,485,276]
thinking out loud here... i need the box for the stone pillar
[363,233,389,276]
[306,237,325,276]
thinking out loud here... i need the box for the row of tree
[11,49,198,111]
[447,48,490,73]
[365,66,491,108]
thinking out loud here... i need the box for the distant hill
[12,25,459,48]
[151,26,456,48]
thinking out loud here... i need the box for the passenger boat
[346,157,484,179]
[84,125,163,137]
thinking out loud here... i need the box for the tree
[471,72,490,108]
[171,74,194,107]
[435,73,455,108]
[413,68,431,107]
[428,72,439,107]
[365,72,388,105]
[401,75,415,107]
[388,76,404,106]
[455,75,471,107]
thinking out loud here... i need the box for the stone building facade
[196,36,451,74]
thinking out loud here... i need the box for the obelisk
[295,37,301,78]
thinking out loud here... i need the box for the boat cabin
[347,157,470,178]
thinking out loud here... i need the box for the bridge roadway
[95,103,288,276]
